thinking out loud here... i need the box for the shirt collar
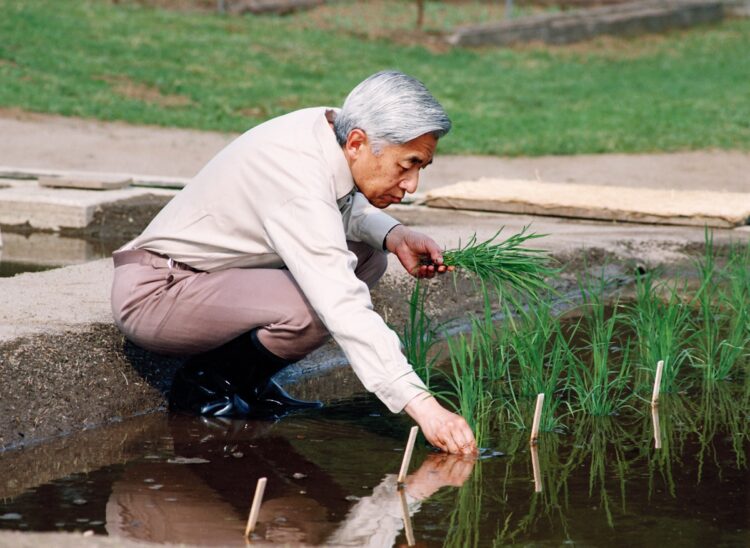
[314,108,355,200]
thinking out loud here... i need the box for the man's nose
[401,172,419,194]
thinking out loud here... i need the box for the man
[111,70,477,455]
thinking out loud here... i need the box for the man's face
[344,130,437,209]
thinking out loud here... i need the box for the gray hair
[334,70,452,152]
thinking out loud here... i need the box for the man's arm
[263,197,476,454]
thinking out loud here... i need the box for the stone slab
[0,180,175,230]
[423,179,750,228]
[0,165,188,189]
[38,174,132,190]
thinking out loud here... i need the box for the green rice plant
[472,283,512,387]
[717,240,750,375]
[398,280,442,388]
[441,227,556,298]
[626,271,694,393]
[439,331,494,448]
[690,230,749,382]
[725,239,750,303]
[501,299,573,432]
[569,273,633,416]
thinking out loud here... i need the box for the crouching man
[111,70,477,455]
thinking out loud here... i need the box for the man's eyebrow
[406,156,433,166]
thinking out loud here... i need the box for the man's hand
[404,395,478,455]
[385,225,454,279]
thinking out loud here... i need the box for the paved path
[1,108,749,193]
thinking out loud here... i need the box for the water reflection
[0,385,746,546]
[103,415,474,546]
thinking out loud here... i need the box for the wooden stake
[397,426,419,485]
[651,360,664,406]
[530,393,545,445]
[244,477,267,538]
[398,486,416,546]
[530,444,542,493]
[651,404,662,450]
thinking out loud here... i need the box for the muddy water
[0,232,124,277]
[0,386,746,547]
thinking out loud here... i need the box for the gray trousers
[111,242,387,360]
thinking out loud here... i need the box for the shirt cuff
[359,213,401,252]
[375,370,429,413]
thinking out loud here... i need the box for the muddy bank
[0,246,624,454]
[1,202,747,453]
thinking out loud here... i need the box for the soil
[0,324,183,452]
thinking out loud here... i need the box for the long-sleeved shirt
[126,107,427,412]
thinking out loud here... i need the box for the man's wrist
[383,224,407,252]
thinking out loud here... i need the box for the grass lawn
[0,0,748,156]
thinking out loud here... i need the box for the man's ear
[344,129,368,160]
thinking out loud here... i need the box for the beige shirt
[127,107,427,412]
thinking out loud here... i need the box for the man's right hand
[404,394,478,455]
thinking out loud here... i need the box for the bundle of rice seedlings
[440,227,556,297]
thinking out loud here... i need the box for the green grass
[1,0,749,155]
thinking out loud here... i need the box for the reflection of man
[327,453,474,547]
[111,70,476,454]
[105,416,474,545]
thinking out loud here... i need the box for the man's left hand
[385,225,454,279]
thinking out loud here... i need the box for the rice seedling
[440,331,494,448]
[717,240,750,375]
[398,280,442,388]
[441,227,556,298]
[501,299,573,432]
[472,283,514,387]
[691,230,749,382]
[568,272,634,416]
[625,271,694,393]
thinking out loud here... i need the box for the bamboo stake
[530,393,545,445]
[530,444,542,493]
[398,486,416,546]
[398,426,419,485]
[651,404,662,450]
[651,360,665,406]
[244,477,267,538]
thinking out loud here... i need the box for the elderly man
[111,71,477,455]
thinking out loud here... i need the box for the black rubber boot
[169,330,322,419]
